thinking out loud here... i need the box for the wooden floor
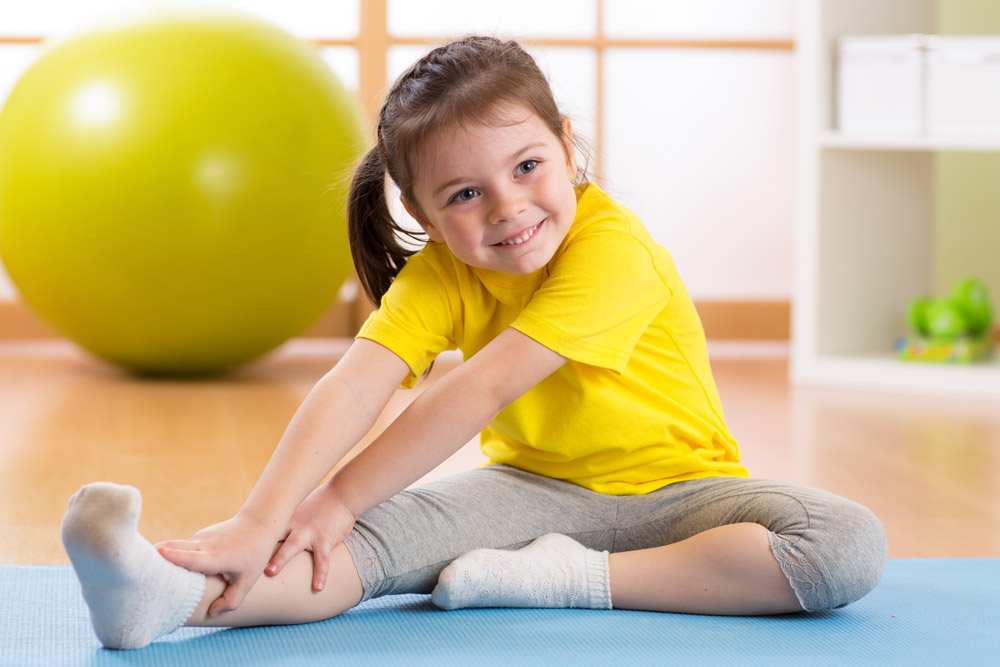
[1,338,998,565]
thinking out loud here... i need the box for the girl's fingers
[157,544,211,571]
[266,534,307,577]
[155,539,200,552]
[208,579,251,618]
[311,544,331,592]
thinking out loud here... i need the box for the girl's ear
[561,117,578,181]
[402,197,444,243]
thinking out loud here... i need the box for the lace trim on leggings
[343,531,384,603]
[767,531,830,611]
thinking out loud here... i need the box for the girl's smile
[403,104,578,276]
[494,220,543,247]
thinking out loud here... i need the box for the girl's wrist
[322,476,362,520]
[235,503,289,539]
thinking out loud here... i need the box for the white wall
[603,47,795,299]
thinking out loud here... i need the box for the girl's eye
[451,188,479,203]
[516,160,539,176]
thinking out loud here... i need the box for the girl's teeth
[500,224,538,246]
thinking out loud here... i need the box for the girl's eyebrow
[434,177,467,198]
[432,142,547,198]
[510,142,546,163]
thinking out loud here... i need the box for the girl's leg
[188,545,362,628]
[432,523,797,615]
[339,464,622,603]
[608,522,800,615]
[606,477,889,613]
[64,464,608,648]
[61,482,362,650]
[432,477,888,615]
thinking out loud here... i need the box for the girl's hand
[156,512,279,618]
[265,484,357,592]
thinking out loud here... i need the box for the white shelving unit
[792,0,1000,399]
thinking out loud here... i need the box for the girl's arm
[266,327,567,587]
[237,339,409,531]
[331,327,566,514]
[157,338,409,616]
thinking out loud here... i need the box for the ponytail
[347,147,425,305]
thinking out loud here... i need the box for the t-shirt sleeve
[511,229,672,372]
[357,250,457,387]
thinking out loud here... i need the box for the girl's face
[404,104,578,276]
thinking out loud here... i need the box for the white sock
[431,533,612,610]
[60,482,206,650]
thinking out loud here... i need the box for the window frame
[0,0,793,184]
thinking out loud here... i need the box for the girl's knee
[773,499,887,611]
[829,503,888,608]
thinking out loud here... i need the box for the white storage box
[926,36,1000,136]
[837,35,925,134]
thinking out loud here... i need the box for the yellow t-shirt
[358,184,749,494]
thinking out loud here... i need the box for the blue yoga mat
[1,559,996,666]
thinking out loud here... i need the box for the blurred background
[2,0,998,356]
[0,0,798,340]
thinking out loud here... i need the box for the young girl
[61,36,887,650]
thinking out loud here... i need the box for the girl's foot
[431,533,612,610]
[61,482,205,649]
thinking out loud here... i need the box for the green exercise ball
[0,4,365,375]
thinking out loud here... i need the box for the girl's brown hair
[348,35,586,305]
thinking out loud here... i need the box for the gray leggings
[343,465,888,611]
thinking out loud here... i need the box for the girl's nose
[489,188,527,224]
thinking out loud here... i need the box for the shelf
[792,0,1000,399]
[820,131,1000,152]
[792,352,1000,400]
